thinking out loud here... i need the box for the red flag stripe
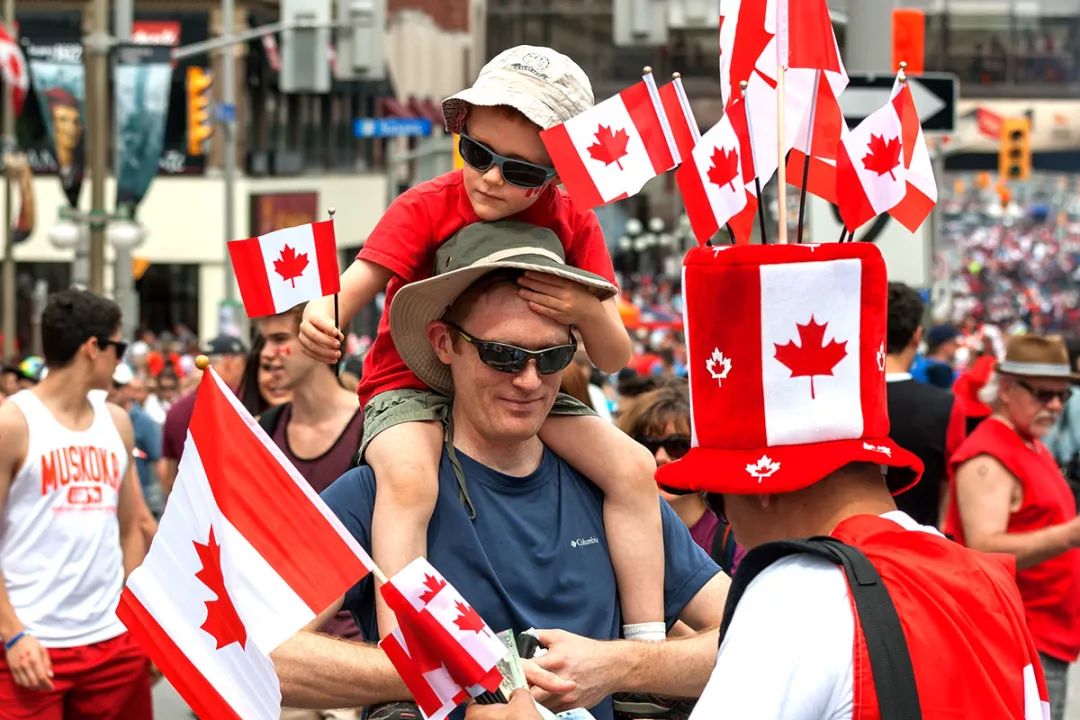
[836,143,876,232]
[859,251,889,439]
[787,0,842,72]
[892,85,921,168]
[675,163,720,244]
[659,81,698,161]
[116,589,244,720]
[541,123,605,210]
[188,373,371,613]
[729,196,757,245]
[312,220,341,296]
[623,81,675,174]
[786,150,839,205]
[227,238,275,318]
[380,632,447,717]
[890,184,937,233]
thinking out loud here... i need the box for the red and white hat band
[684,244,889,453]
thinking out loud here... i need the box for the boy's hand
[517,272,602,328]
[299,311,344,363]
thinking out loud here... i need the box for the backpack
[719,537,921,720]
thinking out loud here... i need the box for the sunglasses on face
[97,338,128,359]
[1016,379,1071,406]
[635,434,691,460]
[443,322,576,375]
[458,133,557,189]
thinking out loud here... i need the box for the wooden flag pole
[740,81,769,244]
[796,72,822,244]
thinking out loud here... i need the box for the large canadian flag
[381,558,505,697]
[888,80,938,232]
[541,74,679,209]
[228,219,340,318]
[116,368,375,720]
[836,84,908,232]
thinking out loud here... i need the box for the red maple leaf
[193,528,247,650]
[272,244,309,288]
[587,125,631,171]
[453,600,491,636]
[773,316,848,400]
[861,134,902,181]
[706,146,740,191]
[419,574,447,604]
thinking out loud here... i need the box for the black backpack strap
[257,403,287,436]
[718,537,921,720]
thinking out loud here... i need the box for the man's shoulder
[163,391,196,425]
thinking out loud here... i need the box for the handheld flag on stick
[229,219,340,318]
[116,363,376,720]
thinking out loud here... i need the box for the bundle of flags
[117,367,507,720]
[539,0,937,245]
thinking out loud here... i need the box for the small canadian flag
[228,220,340,318]
[541,73,679,209]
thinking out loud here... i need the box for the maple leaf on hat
[862,134,902,181]
[453,600,491,636]
[774,316,848,400]
[745,455,780,482]
[273,244,309,288]
[419,574,447,604]
[193,527,248,650]
[587,125,630,171]
[706,146,740,192]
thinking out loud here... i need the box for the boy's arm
[300,258,394,363]
[578,297,632,373]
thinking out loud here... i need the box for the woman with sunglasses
[618,381,743,575]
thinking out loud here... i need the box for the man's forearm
[970,524,1073,570]
[272,631,408,709]
[618,629,718,698]
[0,571,25,641]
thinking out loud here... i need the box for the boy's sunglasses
[443,322,576,375]
[458,133,557,189]
[634,434,691,460]
[97,338,128,359]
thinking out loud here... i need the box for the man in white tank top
[0,289,154,719]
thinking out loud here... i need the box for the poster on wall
[25,40,85,208]
[249,192,319,236]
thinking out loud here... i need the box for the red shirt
[833,514,1049,717]
[356,170,616,407]
[946,417,1080,662]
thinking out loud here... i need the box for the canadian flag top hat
[656,242,923,496]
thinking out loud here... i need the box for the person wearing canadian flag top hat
[643,242,1052,719]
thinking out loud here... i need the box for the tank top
[2,390,129,647]
[270,404,364,493]
[946,417,1080,662]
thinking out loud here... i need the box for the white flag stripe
[393,557,449,612]
[644,72,681,165]
[426,585,505,670]
[259,223,325,316]
[760,259,863,445]
[125,453,282,718]
[205,370,375,569]
[844,102,906,213]
[690,119,747,227]
[743,70,814,187]
[1022,664,1052,720]
[561,93,659,203]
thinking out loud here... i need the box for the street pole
[114,0,138,340]
[0,0,15,359]
[221,0,238,327]
[87,0,109,294]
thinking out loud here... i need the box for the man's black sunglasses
[634,434,691,460]
[97,338,128,359]
[458,133,557,189]
[1016,379,1071,406]
[444,322,576,375]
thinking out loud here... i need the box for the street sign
[839,73,958,134]
[215,103,236,123]
[353,117,433,139]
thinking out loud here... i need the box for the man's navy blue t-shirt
[322,446,719,720]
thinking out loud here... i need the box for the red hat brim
[655,436,924,497]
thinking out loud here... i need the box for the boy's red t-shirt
[355,170,617,407]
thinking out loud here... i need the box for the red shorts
[0,631,151,720]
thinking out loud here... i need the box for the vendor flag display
[229,219,340,318]
[381,558,505,703]
[116,367,375,720]
[541,73,678,209]
[836,83,907,232]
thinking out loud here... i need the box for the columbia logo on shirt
[570,537,600,549]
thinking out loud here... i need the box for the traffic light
[186,66,214,156]
[999,117,1031,181]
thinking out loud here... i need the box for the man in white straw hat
[946,333,1080,720]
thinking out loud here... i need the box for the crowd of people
[2,42,1080,720]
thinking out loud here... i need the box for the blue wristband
[3,631,25,651]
